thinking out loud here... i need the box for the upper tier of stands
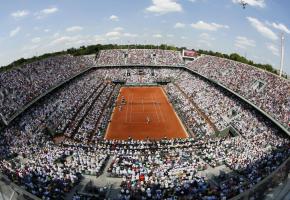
[186,55,290,129]
[96,49,184,66]
[0,55,94,124]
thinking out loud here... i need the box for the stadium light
[279,32,285,77]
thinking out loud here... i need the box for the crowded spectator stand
[0,49,289,200]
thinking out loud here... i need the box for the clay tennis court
[105,87,188,140]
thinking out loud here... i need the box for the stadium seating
[186,55,290,129]
[96,49,184,66]
[0,55,94,124]
[0,49,289,200]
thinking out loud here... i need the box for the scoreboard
[182,49,199,59]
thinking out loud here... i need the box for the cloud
[247,17,278,40]
[53,32,60,38]
[9,27,21,37]
[188,0,207,3]
[123,33,138,37]
[191,21,229,31]
[235,36,256,49]
[146,0,182,15]
[11,10,30,19]
[41,7,58,14]
[50,36,73,46]
[232,0,266,8]
[114,27,124,31]
[106,31,121,37]
[198,33,215,47]
[271,22,290,34]
[109,15,119,21]
[105,28,137,40]
[50,34,105,46]
[49,35,82,46]
[105,31,122,40]
[198,40,212,47]
[174,22,185,28]
[31,37,41,43]
[199,33,215,40]
[22,44,39,51]
[267,43,279,56]
[35,7,58,19]
[94,35,106,43]
[66,26,83,32]
[153,34,163,38]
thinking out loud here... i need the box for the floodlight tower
[279,32,285,77]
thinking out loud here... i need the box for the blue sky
[0,0,290,74]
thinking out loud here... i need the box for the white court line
[125,96,128,123]
[129,111,156,114]
[125,92,130,123]
[125,121,153,124]
[151,95,160,122]
[154,94,166,123]
[130,93,133,123]
[127,112,154,123]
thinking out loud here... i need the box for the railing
[230,156,290,200]
[125,82,158,86]
[0,174,40,200]
[95,63,185,68]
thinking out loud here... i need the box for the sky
[0,0,290,74]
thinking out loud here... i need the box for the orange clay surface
[105,87,188,140]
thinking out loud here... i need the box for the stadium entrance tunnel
[215,125,242,138]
